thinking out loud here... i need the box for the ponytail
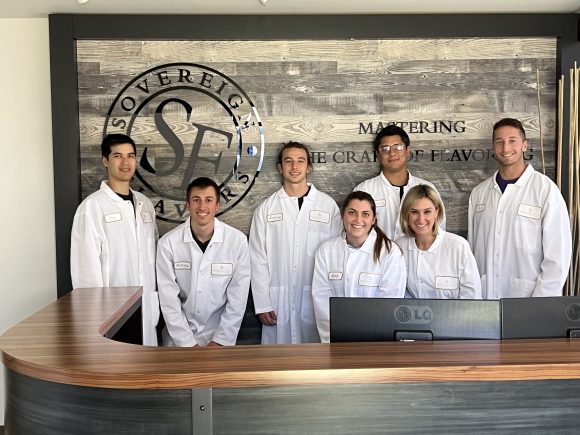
[372,223,392,263]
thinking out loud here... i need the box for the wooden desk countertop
[2,287,580,390]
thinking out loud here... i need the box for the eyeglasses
[379,144,406,153]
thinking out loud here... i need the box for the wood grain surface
[2,287,580,390]
[76,38,557,237]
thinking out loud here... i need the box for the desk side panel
[4,368,192,435]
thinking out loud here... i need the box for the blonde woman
[396,185,481,299]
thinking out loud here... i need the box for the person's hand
[207,341,222,347]
[258,311,277,326]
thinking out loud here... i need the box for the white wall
[0,18,56,425]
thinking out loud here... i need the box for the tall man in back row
[70,134,159,345]
[355,125,445,240]
[468,118,572,299]
[249,141,342,344]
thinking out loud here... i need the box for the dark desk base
[5,367,580,434]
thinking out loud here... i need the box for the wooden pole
[567,67,576,295]
[570,63,580,295]
[557,75,563,190]
[536,69,545,175]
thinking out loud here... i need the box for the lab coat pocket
[509,276,535,297]
[435,276,459,299]
[514,213,541,252]
[207,274,231,307]
[358,272,381,297]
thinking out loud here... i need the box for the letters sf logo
[104,63,264,223]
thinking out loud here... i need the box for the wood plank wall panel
[76,38,556,237]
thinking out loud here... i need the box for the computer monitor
[329,297,501,342]
[501,296,580,339]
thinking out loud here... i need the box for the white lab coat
[395,231,482,300]
[70,181,159,346]
[354,171,446,241]
[468,165,572,299]
[312,230,407,343]
[249,184,342,344]
[156,218,250,347]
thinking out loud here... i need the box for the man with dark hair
[249,141,342,344]
[355,125,445,240]
[70,133,159,345]
[468,118,572,299]
[156,177,250,347]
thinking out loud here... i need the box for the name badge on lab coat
[358,272,380,287]
[328,272,343,280]
[174,261,191,270]
[141,211,153,223]
[267,213,283,223]
[212,263,233,275]
[309,210,330,224]
[375,199,386,207]
[518,204,541,219]
[435,276,459,290]
[475,204,486,213]
[104,212,122,223]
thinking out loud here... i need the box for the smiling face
[408,197,439,240]
[378,135,411,176]
[102,143,136,185]
[187,186,220,228]
[342,198,376,247]
[278,146,311,187]
[493,125,528,171]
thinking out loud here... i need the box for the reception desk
[3,287,580,434]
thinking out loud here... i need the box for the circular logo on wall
[104,63,264,223]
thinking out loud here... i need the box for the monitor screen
[329,297,501,342]
[501,296,580,339]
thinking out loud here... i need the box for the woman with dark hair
[312,191,406,342]
[396,184,481,299]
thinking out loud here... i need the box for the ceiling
[2,0,580,19]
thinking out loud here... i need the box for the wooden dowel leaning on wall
[537,69,545,175]
[562,65,580,296]
[564,65,580,296]
[557,75,563,191]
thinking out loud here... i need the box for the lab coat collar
[408,230,446,253]
[182,217,224,244]
[343,228,377,255]
[277,182,318,200]
[491,164,535,191]
[99,180,140,204]
[380,170,414,188]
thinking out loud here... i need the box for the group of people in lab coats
[70,117,572,347]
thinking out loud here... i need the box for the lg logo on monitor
[395,306,433,324]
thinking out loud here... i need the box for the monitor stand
[395,331,433,342]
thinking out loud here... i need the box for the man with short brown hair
[468,118,571,299]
